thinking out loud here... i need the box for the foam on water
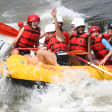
[0,0,112,111]
[0,54,112,112]
[27,69,112,112]
[18,67,111,112]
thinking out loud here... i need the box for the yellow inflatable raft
[0,54,112,83]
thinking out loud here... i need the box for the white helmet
[75,18,85,28]
[71,18,77,25]
[45,24,55,33]
[57,16,63,23]
[52,16,63,23]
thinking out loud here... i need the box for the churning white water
[0,64,112,112]
[0,0,112,111]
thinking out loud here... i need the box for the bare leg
[36,49,58,65]
[11,49,19,54]
[44,50,58,65]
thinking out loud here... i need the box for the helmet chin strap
[28,22,37,29]
[77,31,84,35]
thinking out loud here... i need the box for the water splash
[0,58,112,112]
[23,68,112,112]
[0,0,112,111]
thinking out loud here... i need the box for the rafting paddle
[0,23,18,37]
[58,50,88,55]
[72,54,112,76]
[14,48,39,50]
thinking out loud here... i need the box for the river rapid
[0,0,112,111]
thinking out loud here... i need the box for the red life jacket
[91,36,108,59]
[47,36,68,53]
[62,31,69,45]
[70,32,88,51]
[102,33,112,46]
[17,25,40,48]
[102,33,111,41]
[54,31,69,45]
[105,59,112,65]
[44,37,50,46]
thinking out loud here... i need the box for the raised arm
[51,8,65,41]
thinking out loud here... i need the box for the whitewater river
[0,0,112,111]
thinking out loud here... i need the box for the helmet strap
[28,22,37,29]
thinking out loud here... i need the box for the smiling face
[76,26,85,34]
[91,31,100,37]
[46,32,54,38]
[31,21,39,29]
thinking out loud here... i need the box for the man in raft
[69,18,88,65]
[12,14,41,55]
[88,26,112,65]
[103,23,112,45]
[44,8,69,65]
[52,15,69,47]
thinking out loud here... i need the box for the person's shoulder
[62,31,69,35]
[83,32,89,36]
[102,33,110,40]
[23,24,30,29]
[101,38,109,44]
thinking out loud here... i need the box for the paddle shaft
[14,48,39,50]
[58,51,88,55]
[73,54,112,76]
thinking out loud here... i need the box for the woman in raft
[12,46,58,66]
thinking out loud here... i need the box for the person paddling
[46,8,68,65]
[69,18,88,65]
[89,26,112,65]
[105,23,112,45]
[12,14,40,55]
[53,16,69,47]
[44,24,55,46]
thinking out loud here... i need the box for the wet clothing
[47,36,68,53]
[44,37,50,46]
[102,33,111,41]
[69,32,88,65]
[102,38,112,59]
[103,33,112,46]
[91,36,108,60]
[16,25,40,48]
[62,31,69,45]
[55,51,69,65]
[15,24,40,55]
[70,32,88,51]
[44,31,69,65]
[91,36,112,64]
[54,31,69,45]
[47,36,68,65]
[102,38,112,64]
[18,50,30,55]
